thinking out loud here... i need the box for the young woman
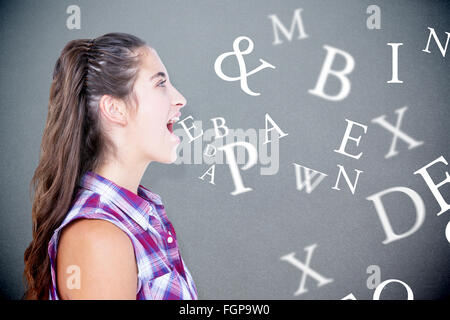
[23,33,198,300]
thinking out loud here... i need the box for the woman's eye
[158,80,167,87]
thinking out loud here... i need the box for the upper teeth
[168,116,179,124]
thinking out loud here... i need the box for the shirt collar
[138,184,163,206]
[79,170,164,230]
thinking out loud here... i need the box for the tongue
[167,122,173,133]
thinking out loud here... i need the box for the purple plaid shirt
[47,170,198,300]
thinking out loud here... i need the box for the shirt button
[167,236,173,244]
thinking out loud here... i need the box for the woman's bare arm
[56,219,138,299]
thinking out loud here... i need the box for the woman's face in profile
[129,46,186,164]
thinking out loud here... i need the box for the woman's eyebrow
[150,71,167,81]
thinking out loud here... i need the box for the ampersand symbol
[214,36,276,96]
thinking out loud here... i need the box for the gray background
[1,0,449,299]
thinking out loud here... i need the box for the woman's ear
[98,95,128,126]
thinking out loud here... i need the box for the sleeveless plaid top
[47,170,198,300]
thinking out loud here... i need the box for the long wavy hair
[23,32,146,299]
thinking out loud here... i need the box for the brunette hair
[23,32,146,299]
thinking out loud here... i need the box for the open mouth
[166,115,180,134]
[167,122,173,133]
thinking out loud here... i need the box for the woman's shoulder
[49,189,134,255]
[59,218,133,253]
[61,188,124,228]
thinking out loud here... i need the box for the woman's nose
[171,85,187,109]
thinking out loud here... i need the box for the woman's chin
[159,150,178,164]
[150,141,179,164]
[169,149,178,163]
